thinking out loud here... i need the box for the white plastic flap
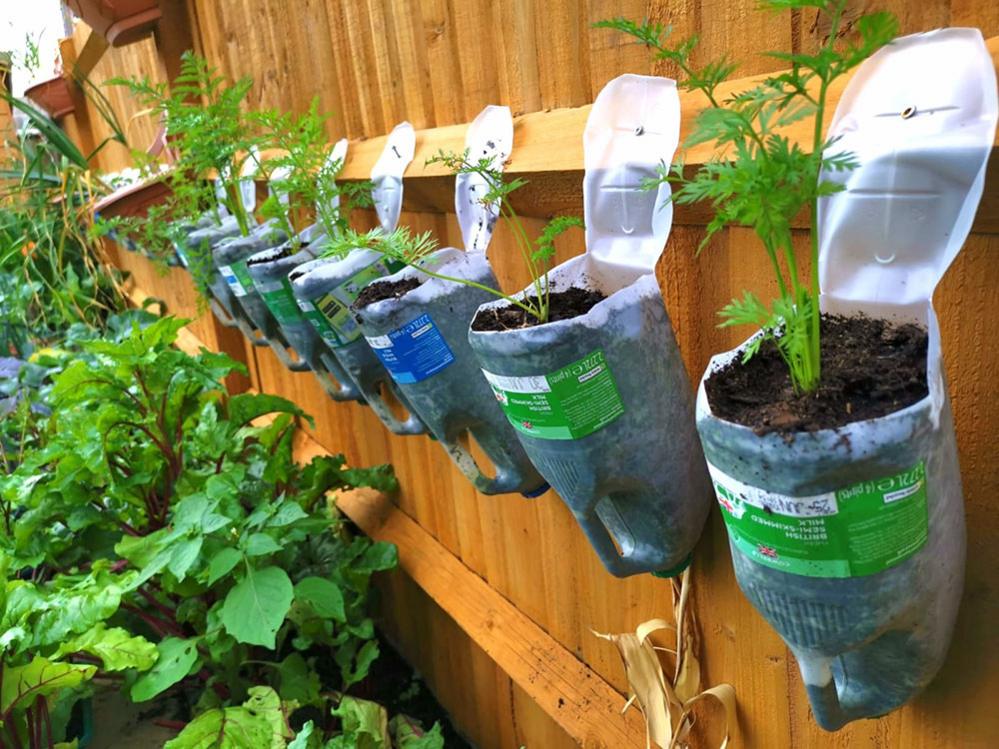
[238,146,260,213]
[316,138,349,223]
[818,28,998,312]
[583,74,680,275]
[371,122,416,233]
[456,105,513,254]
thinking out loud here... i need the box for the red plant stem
[91,502,143,537]
[152,719,186,731]
[26,704,39,749]
[121,604,185,639]
[40,699,52,749]
[137,586,179,624]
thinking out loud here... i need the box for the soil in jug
[471,287,606,331]
[705,314,929,435]
[353,276,424,309]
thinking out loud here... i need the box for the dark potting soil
[705,314,929,435]
[353,276,423,310]
[246,245,294,265]
[470,287,606,331]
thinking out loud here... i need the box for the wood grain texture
[71,2,999,747]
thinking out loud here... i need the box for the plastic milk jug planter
[292,123,426,435]
[168,211,219,264]
[207,166,292,334]
[207,220,288,339]
[235,140,358,377]
[468,75,712,577]
[353,106,546,496]
[246,237,361,402]
[695,29,997,731]
[174,160,258,271]
[206,169,309,370]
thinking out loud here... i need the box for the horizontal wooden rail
[326,34,999,231]
[122,282,647,748]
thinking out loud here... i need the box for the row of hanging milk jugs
[158,30,996,731]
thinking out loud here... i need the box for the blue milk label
[366,313,455,384]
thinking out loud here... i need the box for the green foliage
[0,559,157,748]
[163,686,293,748]
[427,149,583,322]
[1,317,400,743]
[286,697,444,749]
[322,166,584,323]
[596,2,897,392]
[0,95,128,354]
[321,226,437,266]
[107,52,264,281]
[254,99,373,247]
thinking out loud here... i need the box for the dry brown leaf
[594,567,737,749]
[593,623,675,749]
[673,638,701,704]
[680,684,738,749]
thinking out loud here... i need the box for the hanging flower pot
[695,29,997,730]
[65,0,162,48]
[468,75,712,576]
[352,106,546,496]
[205,167,296,342]
[93,175,172,222]
[24,75,74,119]
[246,237,362,401]
[92,172,172,255]
[292,122,425,435]
[208,220,288,340]
[175,156,260,284]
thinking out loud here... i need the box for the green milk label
[708,461,929,578]
[296,260,391,348]
[482,349,625,440]
[220,260,254,298]
[258,277,304,326]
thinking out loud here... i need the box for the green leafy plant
[1,318,401,740]
[596,1,897,392]
[165,692,444,749]
[323,149,582,323]
[0,558,158,749]
[0,93,130,355]
[254,99,373,250]
[107,52,266,288]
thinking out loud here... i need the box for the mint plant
[254,100,373,250]
[597,1,897,392]
[324,149,582,323]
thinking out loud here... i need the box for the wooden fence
[58,1,999,746]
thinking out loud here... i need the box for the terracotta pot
[93,176,172,220]
[65,0,162,47]
[23,76,75,119]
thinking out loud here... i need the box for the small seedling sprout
[255,99,373,249]
[323,149,582,323]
